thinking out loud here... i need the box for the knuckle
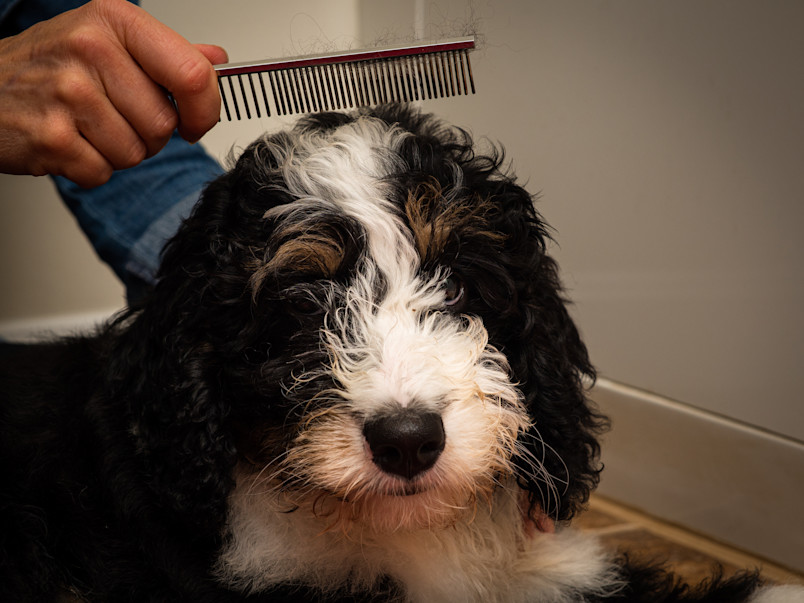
[54,71,97,107]
[87,0,129,20]
[33,119,112,187]
[93,165,114,186]
[120,139,147,168]
[173,56,214,97]
[64,22,111,62]
[68,155,113,188]
[133,102,177,157]
[35,118,76,158]
[143,131,172,158]
[73,166,112,188]
[151,105,179,140]
[88,0,113,11]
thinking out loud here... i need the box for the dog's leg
[584,555,804,603]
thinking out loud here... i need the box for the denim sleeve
[54,133,224,299]
[0,0,138,38]
[2,0,219,301]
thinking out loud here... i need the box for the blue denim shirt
[0,0,82,37]
[1,0,224,298]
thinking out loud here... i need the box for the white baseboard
[0,308,121,342]
[592,378,804,573]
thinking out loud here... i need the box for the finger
[60,146,114,188]
[38,115,114,187]
[91,44,179,157]
[163,49,221,143]
[100,1,221,142]
[76,92,149,170]
[50,60,150,169]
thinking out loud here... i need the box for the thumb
[194,44,228,66]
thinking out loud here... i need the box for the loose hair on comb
[214,37,476,121]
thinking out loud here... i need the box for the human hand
[0,0,227,187]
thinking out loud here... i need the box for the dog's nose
[363,410,445,480]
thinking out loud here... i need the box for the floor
[577,496,804,588]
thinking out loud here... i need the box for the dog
[1,105,800,602]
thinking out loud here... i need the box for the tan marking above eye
[405,179,506,263]
[266,235,345,276]
[248,232,346,298]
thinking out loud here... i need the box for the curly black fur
[0,106,776,601]
[592,557,763,603]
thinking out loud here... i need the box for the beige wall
[2,1,802,443]
[1,174,124,320]
[358,0,804,443]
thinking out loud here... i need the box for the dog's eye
[443,275,465,307]
[288,297,323,316]
[280,283,330,318]
[243,341,271,364]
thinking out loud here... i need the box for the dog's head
[121,106,604,537]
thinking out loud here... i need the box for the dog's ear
[114,148,290,533]
[399,117,607,521]
[514,249,606,522]
[474,177,607,522]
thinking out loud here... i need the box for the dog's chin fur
[1,105,800,602]
[217,471,619,602]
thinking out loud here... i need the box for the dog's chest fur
[217,474,615,602]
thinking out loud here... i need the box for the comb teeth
[215,37,476,121]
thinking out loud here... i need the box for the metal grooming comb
[214,36,476,121]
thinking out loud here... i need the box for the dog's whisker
[246,463,288,497]
[518,429,571,488]
[508,436,569,518]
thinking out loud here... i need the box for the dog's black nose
[363,410,445,480]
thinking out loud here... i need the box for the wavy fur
[1,106,797,602]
